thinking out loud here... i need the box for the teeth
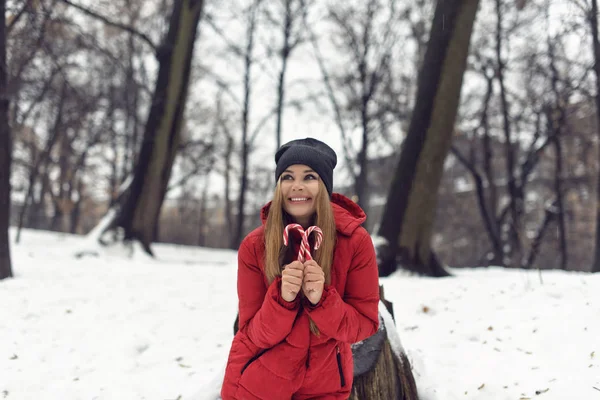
[290,198,308,202]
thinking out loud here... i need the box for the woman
[221,138,380,400]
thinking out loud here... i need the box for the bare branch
[58,0,157,52]
[7,0,32,33]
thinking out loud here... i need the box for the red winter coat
[221,193,380,400]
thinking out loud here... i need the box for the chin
[284,207,315,221]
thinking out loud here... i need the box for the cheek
[279,183,291,196]
[309,183,320,197]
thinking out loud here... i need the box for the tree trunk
[479,70,502,265]
[495,0,521,267]
[0,0,12,280]
[522,201,557,268]
[377,0,480,277]
[547,41,568,271]
[275,0,293,151]
[110,0,205,254]
[355,107,369,214]
[232,0,261,249]
[70,179,83,234]
[589,0,600,273]
[349,286,418,400]
[197,178,209,247]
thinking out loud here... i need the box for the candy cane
[283,223,323,262]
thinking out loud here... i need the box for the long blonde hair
[264,179,336,335]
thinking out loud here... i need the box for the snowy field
[0,228,598,400]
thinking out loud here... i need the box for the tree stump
[349,285,418,400]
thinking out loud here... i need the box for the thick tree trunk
[111,0,205,254]
[377,0,480,277]
[589,0,600,273]
[0,0,12,280]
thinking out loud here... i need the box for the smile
[289,197,310,203]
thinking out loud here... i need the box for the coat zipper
[336,346,346,387]
[241,348,269,375]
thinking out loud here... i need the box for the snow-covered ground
[0,229,598,400]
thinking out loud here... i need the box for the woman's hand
[302,260,325,305]
[281,261,304,302]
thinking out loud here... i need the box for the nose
[291,179,304,191]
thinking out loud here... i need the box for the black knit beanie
[275,138,337,196]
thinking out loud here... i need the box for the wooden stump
[350,285,419,400]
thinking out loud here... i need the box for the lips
[289,197,310,203]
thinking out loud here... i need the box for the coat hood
[260,192,366,236]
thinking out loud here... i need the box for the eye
[281,174,293,180]
[304,174,317,180]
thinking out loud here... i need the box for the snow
[1,228,599,400]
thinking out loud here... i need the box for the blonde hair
[264,179,336,335]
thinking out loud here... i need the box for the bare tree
[0,0,13,280]
[324,0,399,213]
[267,0,310,150]
[377,0,480,277]
[100,0,206,254]
[231,0,262,249]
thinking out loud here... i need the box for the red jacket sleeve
[237,235,300,348]
[304,229,379,343]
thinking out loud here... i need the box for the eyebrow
[283,169,315,174]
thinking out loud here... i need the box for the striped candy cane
[283,223,323,262]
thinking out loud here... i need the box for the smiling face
[279,164,320,227]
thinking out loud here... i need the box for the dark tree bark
[0,0,13,280]
[522,200,558,268]
[589,0,600,273]
[547,40,568,270]
[106,0,205,255]
[232,0,262,249]
[377,0,480,277]
[275,0,293,150]
[495,0,521,266]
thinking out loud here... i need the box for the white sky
[1,228,598,399]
